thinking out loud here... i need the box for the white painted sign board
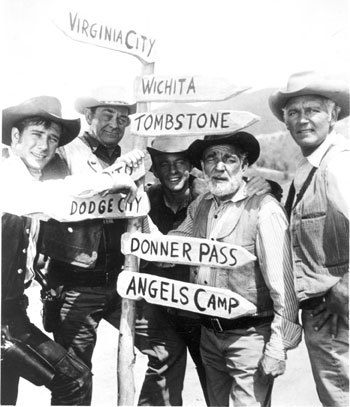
[121,232,256,268]
[130,104,259,136]
[54,10,156,63]
[117,270,257,319]
[134,75,249,102]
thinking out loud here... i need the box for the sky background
[1,0,349,119]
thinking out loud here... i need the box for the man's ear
[84,108,93,125]
[11,127,20,146]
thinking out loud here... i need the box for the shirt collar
[306,131,339,168]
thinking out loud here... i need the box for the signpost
[56,9,260,405]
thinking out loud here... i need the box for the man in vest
[169,131,301,406]
[1,95,139,405]
[269,71,349,407]
[40,86,149,404]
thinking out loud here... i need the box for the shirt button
[25,228,30,235]
[22,248,27,254]
[67,227,73,233]
[214,215,218,219]
[17,268,23,274]
[204,281,208,284]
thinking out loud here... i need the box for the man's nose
[37,136,49,150]
[109,114,120,128]
[299,111,309,123]
[215,160,226,171]
[169,163,177,173]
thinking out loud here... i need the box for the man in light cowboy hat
[168,130,301,406]
[269,71,349,407]
[1,95,139,405]
[39,85,148,404]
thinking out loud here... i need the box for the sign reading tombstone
[134,75,249,102]
[117,270,257,319]
[129,104,259,136]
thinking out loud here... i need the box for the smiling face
[202,144,247,201]
[86,105,130,148]
[11,120,61,173]
[283,95,338,156]
[153,152,191,193]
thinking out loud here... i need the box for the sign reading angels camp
[45,190,150,222]
[117,271,257,319]
[134,75,249,102]
[129,104,259,137]
[54,10,156,63]
[121,232,256,268]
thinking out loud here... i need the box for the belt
[200,314,274,333]
[299,296,325,310]
[66,270,118,287]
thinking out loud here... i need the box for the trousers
[1,309,92,405]
[200,322,273,406]
[302,309,349,407]
[137,304,209,406]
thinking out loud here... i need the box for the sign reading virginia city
[54,11,156,63]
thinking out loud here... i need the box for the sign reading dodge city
[117,271,257,319]
[54,11,156,63]
[130,104,260,137]
[121,232,256,268]
[134,75,249,102]
[46,191,150,222]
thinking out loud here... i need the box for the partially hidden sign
[54,10,156,63]
[129,104,260,136]
[134,75,249,102]
[46,190,150,222]
[117,270,257,319]
[121,232,256,269]
[107,160,146,182]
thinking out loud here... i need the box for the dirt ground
[16,282,320,406]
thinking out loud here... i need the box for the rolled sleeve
[256,197,302,360]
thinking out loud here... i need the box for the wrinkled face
[87,106,130,148]
[153,152,191,193]
[11,122,61,171]
[202,144,246,201]
[284,95,337,156]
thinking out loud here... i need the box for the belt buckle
[210,318,224,333]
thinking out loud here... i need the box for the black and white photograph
[1,0,349,406]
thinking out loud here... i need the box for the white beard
[205,175,241,198]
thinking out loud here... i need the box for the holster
[2,338,55,386]
[41,289,62,333]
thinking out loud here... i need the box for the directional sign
[117,271,257,319]
[45,191,150,222]
[121,232,256,268]
[130,104,260,136]
[54,10,156,63]
[134,75,249,102]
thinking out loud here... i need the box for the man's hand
[258,354,286,378]
[106,173,137,204]
[311,273,349,337]
[246,175,271,197]
[191,177,209,198]
[117,149,145,168]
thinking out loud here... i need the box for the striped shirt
[170,182,302,360]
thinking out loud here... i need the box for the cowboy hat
[269,71,350,121]
[188,131,260,170]
[74,85,136,115]
[2,96,81,146]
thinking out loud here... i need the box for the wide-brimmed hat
[188,131,260,169]
[74,85,136,115]
[2,96,81,146]
[269,71,350,121]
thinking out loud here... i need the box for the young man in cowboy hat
[168,131,301,406]
[1,95,139,405]
[39,86,149,404]
[269,71,349,407]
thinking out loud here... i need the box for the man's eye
[287,110,297,117]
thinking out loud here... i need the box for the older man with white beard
[170,131,301,407]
